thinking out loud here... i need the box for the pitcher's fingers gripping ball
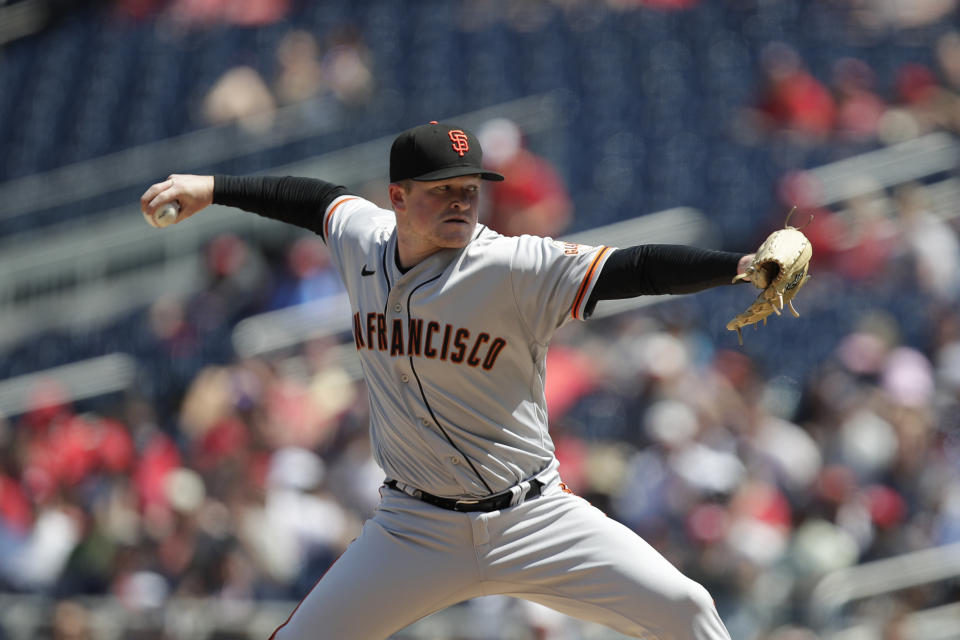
[143,201,180,228]
[140,174,215,228]
[726,207,813,344]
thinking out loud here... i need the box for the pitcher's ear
[388,183,406,211]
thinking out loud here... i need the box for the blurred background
[1,0,960,638]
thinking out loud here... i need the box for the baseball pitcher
[141,122,810,639]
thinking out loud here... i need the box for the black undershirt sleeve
[585,244,744,316]
[212,175,350,240]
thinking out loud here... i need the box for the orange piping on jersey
[571,246,611,320]
[324,196,358,239]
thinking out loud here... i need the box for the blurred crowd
[738,31,960,151]
[200,25,375,135]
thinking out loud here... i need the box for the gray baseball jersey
[323,194,612,499]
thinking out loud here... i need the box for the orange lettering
[440,324,453,361]
[408,319,423,356]
[448,130,470,156]
[366,312,377,350]
[353,312,365,349]
[390,319,404,356]
[450,328,469,363]
[376,314,388,351]
[483,338,506,370]
[467,333,489,367]
[424,321,440,358]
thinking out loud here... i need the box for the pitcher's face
[390,175,482,266]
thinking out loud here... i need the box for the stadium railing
[810,541,960,640]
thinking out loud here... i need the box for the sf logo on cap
[448,130,470,157]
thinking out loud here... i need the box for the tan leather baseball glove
[727,208,813,345]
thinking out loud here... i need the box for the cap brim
[411,166,504,182]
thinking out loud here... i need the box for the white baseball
[154,202,180,228]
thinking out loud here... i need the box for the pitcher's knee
[659,581,728,640]
[686,581,717,614]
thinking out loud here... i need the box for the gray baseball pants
[271,472,731,640]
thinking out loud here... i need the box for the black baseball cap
[390,121,505,183]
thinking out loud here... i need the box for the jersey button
[393,303,403,313]
[450,456,460,465]
[400,374,409,383]
[420,418,430,426]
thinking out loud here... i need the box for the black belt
[385,478,544,512]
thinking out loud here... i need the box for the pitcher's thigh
[493,496,730,640]
[271,517,481,640]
